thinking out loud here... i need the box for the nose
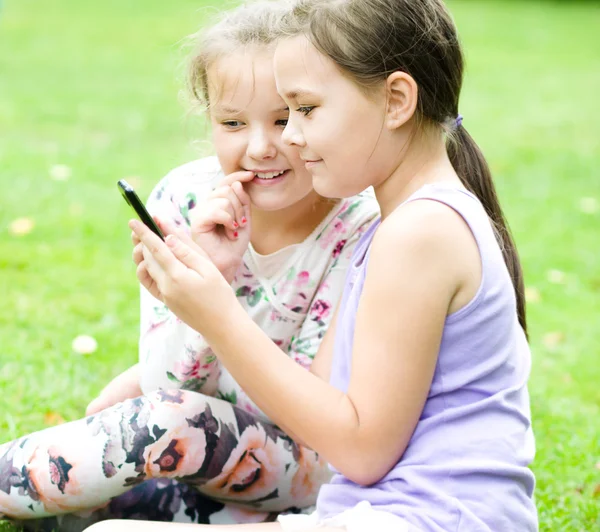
[282,116,306,148]
[247,127,277,160]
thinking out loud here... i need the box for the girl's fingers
[132,242,144,266]
[165,235,213,275]
[208,188,243,229]
[209,207,237,241]
[135,259,152,289]
[130,220,182,277]
[171,224,199,248]
[223,186,245,229]
[131,231,141,246]
[231,180,251,207]
[154,216,183,237]
[221,170,255,187]
[193,200,239,240]
[140,247,163,290]
[209,209,236,234]
[231,181,251,228]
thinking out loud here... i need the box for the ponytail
[447,126,527,335]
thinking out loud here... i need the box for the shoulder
[378,196,472,249]
[369,198,475,289]
[147,156,224,206]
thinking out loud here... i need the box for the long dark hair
[281,0,527,333]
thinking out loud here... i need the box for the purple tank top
[317,185,537,531]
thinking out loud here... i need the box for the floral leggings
[0,390,330,531]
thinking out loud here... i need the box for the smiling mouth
[252,170,288,180]
[304,160,322,168]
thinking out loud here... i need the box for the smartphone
[117,179,165,240]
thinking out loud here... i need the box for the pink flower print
[275,338,292,353]
[319,220,348,248]
[286,292,309,313]
[173,348,216,381]
[174,358,201,380]
[291,445,330,502]
[295,271,310,287]
[311,299,331,322]
[332,239,347,259]
[269,310,283,323]
[293,351,312,371]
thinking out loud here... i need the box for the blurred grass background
[0,0,599,530]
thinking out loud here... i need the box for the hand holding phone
[117,180,165,240]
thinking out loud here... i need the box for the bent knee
[84,521,119,532]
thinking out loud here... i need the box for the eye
[296,106,315,116]
[222,120,244,129]
[275,118,288,127]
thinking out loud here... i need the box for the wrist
[198,294,248,348]
[222,260,243,285]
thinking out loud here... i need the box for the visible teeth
[255,170,286,179]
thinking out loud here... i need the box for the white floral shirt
[139,156,379,423]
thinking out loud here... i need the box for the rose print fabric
[0,157,379,529]
[1,392,330,529]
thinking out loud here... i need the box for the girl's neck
[375,132,461,219]
[250,190,336,255]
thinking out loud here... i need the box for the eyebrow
[213,106,290,115]
[284,89,318,101]
[214,106,243,115]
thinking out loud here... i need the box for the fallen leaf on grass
[546,269,566,284]
[579,197,598,214]
[542,331,565,351]
[72,334,98,355]
[44,411,65,426]
[49,164,72,181]
[593,484,600,497]
[8,217,35,236]
[525,287,541,303]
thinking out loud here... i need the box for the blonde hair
[186,0,291,112]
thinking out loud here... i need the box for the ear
[385,71,418,130]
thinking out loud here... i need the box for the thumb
[171,225,197,248]
[166,235,211,273]
[155,216,189,238]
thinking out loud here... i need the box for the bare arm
[198,201,467,484]
[86,363,142,415]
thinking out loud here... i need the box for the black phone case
[117,180,165,240]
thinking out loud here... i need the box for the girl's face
[274,36,400,199]
[208,48,315,212]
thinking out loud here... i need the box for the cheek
[278,141,303,167]
[335,117,380,167]
[213,130,247,173]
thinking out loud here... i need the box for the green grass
[1,0,599,530]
